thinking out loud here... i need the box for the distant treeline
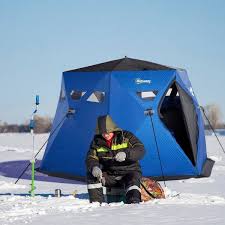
[0,116,52,133]
[0,104,224,133]
[204,124,225,130]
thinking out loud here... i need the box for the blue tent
[39,57,214,180]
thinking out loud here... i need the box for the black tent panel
[66,57,178,72]
[159,82,198,166]
[176,84,199,165]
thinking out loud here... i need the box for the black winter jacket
[86,130,145,175]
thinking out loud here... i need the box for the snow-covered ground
[0,133,225,225]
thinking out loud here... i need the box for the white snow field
[0,133,225,225]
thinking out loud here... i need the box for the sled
[141,177,165,202]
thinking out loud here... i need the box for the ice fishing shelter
[39,57,214,180]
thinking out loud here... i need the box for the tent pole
[145,109,167,187]
[200,106,225,154]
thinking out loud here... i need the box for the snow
[0,133,225,225]
[0,181,27,190]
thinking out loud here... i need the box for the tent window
[137,91,158,101]
[70,90,86,100]
[87,91,105,103]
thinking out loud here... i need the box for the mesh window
[70,90,86,100]
[87,91,105,103]
[137,91,158,101]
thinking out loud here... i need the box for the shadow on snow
[0,160,85,185]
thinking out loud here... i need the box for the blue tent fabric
[39,57,214,181]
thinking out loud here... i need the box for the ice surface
[0,133,225,225]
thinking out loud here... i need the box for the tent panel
[175,72,208,173]
[41,79,69,160]
[109,71,197,177]
[148,114,197,176]
[40,72,110,176]
[176,84,198,165]
[40,63,213,180]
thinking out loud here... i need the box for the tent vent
[70,90,86,100]
[87,91,105,103]
[137,91,158,101]
[166,88,179,96]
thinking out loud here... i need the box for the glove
[115,152,126,162]
[92,166,102,179]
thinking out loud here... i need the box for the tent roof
[66,57,182,72]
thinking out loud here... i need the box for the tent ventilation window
[70,90,86,100]
[137,90,158,101]
[159,83,197,165]
[166,88,179,96]
[87,91,105,103]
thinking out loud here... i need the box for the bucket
[105,187,125,203]
[55,189,62,197]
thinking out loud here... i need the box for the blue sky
[0,0,224,123]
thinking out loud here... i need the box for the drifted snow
[0,133,225,225]
[0,181,27,190]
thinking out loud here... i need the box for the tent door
[158,82,198,166]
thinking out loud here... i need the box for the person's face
[102,132,114,140]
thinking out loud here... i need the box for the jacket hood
[96,115,121,134]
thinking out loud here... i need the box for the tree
[34,115,52,133]
[204,104,223,129]
[0,116,52,133]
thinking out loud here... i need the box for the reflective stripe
[126,185,141,194]
[96,142,128,153]
[87,183,102,189]
[96,147,109,153]
[111,142,128,150]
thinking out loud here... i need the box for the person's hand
[115,152,126,162]
[92,166,102,179]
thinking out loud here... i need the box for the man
[86,115,145,204]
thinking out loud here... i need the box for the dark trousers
[87,171,142,204]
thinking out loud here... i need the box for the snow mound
[209,155,223,162]
[0,195,98,224]
[146,193,225,206]
[0,145,31,153]
[213,165,225,171]
[179,178,215,184]
[0,181,27,190]
[164,187,180,197]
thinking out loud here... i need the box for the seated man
[86,115,145,204]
